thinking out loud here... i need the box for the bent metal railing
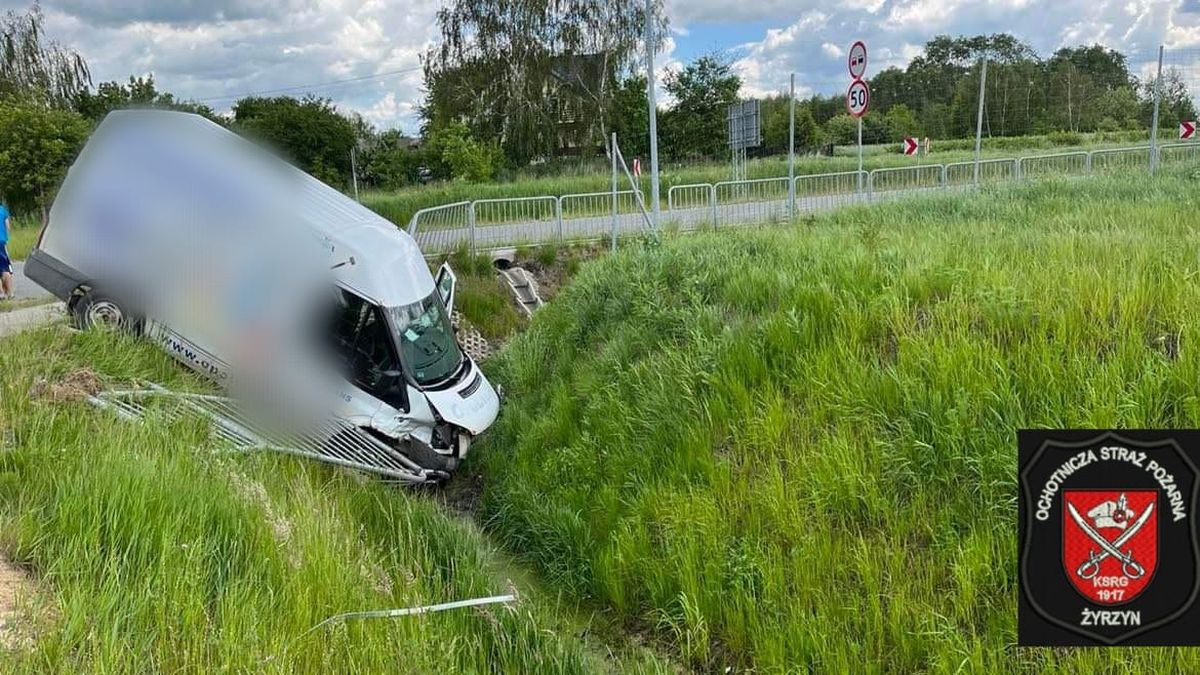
[404,143,1200,255]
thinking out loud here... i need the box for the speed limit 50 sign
[846,79,870,118]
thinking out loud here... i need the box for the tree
[0,2,90,108]
[425,122,504,183]
[0,103,90,216]
[424,0,666,164]
[1141,69,1197,131]
[822,114,858,145]
[363,130,423,189]
[606,76,650,159]
[883,103,919,139]
[232,96,358,187]
[661,56,741,160]
[72,74,219,123]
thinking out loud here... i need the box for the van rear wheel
[73,290,137,333]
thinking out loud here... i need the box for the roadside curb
[0,303,66,337]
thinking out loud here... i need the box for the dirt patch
[0,556,43,652]
[431,468,487,518]
[28,368,103,403]
[514,242,606,303]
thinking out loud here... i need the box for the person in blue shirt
[0,202,11,300]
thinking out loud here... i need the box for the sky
[3,0,1198,134]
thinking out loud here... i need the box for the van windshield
[387,293,462,386]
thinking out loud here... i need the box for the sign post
[846,40,869,193]
[846,78,870,191]
[902,137,919,156]
[1181,121,1196,140]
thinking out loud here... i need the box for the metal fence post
[788,73,797,221]
[1085,151,1093,174]
[468,201,477,257]
[1150,45,1164,175]
[611,132,618,252]
[710,184,718,227]
[973,58,988,186]
[1013,158,1022,180]
[556,197,564,244]
[940,164,948,187]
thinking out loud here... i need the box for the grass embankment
[6,215,40,262]
[363,134,1162,227]
[0,328,670,672]
[475,168,1200,671]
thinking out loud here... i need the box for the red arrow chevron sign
[1181,121,1196,140]
[902,137,919,156]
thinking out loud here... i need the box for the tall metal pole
[1150,45,1165,175]
[645,0,660,227]
[611,133,619,252]
[856,117,863,192]
[351,146,360,201]
[788,73,796,220]
[973,58,988,186]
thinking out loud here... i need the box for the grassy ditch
[0,326,670,673]
[474,168,1200,671]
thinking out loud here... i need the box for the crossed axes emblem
[1068,501,1155,580]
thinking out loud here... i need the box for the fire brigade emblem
[1019,431,1200,646]
[1062,491,1157,604]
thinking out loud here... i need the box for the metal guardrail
[793,171,867,214]
[944,158,1019,185]
[1018,151,1090,179]
[714,177,791,226]
[868,164,944,195]
[404,143,1200,254]
[1090,146,1152,174]
[1159,142,1200,166]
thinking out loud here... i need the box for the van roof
[94,110,435,307]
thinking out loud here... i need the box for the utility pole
[973,58,988,186]
[351,146,360,201]
[1150,45,1164,174]
[644,0,660,227]
[788,73,796,220]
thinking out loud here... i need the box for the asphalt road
[5,262,54,301]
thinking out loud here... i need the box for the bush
[0,103,92,214]
[1047,130,1084,146]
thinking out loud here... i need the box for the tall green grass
[476,168,1200,671]
[0,328,670,673]
[5,215,40,261]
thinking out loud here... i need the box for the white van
[25,111,499,482]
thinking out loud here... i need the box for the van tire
[72,290,139,334]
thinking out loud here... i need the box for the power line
[196,65,422,103]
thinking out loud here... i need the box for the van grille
[459,373,483,398]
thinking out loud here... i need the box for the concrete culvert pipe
[491,249,516,270]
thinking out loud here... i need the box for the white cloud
[1,0,440,132]
[2,0,1197,132]
[724,0,1190,104]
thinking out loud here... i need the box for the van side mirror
[435,263,457,316]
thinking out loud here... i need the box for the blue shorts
[0,243,9,275]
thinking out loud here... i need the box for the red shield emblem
[1063,490,1158,605]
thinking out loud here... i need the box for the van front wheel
[73,291,137,333]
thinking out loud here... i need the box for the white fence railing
[945,159,1018,185]
[1018,151,1090,179]
[405,143,1200,254]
